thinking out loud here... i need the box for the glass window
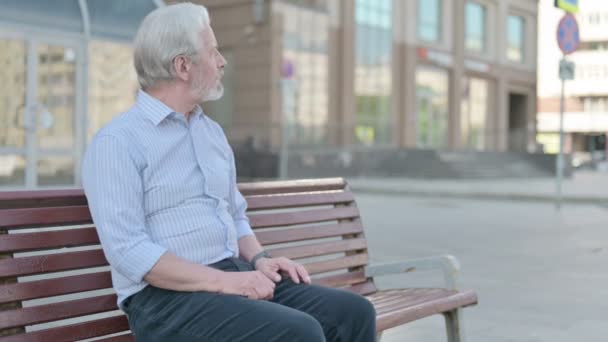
[355,0,393,145]
[37,44,76,150]
[507,15,525,63]
[279,2,330,146]
[0,39,27,187]
[461,77,489,150]
[88,40,139,141]
[418,0,442,43]
[465,2,486,53]
[0,39,27,150]
[415,67,449,148]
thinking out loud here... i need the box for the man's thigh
[125,285,324,342]
[271,277,377,341]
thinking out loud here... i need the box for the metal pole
[556,57,566,210]
[279,115,289,180]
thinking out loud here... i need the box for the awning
[0,0,163,42]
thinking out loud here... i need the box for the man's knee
[333,291,376,322]
[355,295,376,321]
[285,312,325,342]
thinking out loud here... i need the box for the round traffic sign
[557,13,579,55]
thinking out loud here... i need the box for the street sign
[557,13,579,55]
[554,0,578,13]
[559,58,574,80]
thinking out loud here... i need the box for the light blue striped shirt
[82,90,253,307]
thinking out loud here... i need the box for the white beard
[202,82,224,102]
[191,74,224,103]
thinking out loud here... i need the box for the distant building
[0,0,539,189]
[537,0,608,165]
[202,0,539,154]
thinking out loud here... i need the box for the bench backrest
[0,178,375,340]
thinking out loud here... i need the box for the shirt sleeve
[232,181,255,239]
[82,135,167,283]
[223,134,254,239]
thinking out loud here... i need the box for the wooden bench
[0,178,477,341]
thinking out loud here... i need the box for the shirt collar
[136,89,204,126]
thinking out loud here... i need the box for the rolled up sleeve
[82,135,167,283]
[228,149,254,239]
[232,189,254,239]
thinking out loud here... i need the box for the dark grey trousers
[122,257,376,341]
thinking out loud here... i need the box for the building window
[465,2,486,53]
[88,40,139,142]
[279,2,330,146]
[507,15,525,63]
[355,0,393,145]
[583,97,608,112]
[418,0,442,43]
[461,77,489,150]
[415,66,449,148]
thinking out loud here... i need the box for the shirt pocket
[203,154,231,201]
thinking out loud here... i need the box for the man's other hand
[220,271,276,300]
[255,257,311,285]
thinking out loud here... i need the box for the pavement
[347,170,608,205]
[355,194,608,342]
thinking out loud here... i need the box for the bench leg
[443,308,466,342]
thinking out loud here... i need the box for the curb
[349,186,608,206]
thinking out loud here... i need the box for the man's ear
[173,55,191,81]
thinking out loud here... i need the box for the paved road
[356,193,608,342]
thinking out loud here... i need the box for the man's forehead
[202,27,218,47]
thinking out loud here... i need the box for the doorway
[0,32,85,188]
[508,93,528,152]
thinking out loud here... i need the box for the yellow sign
[555,0,578,13]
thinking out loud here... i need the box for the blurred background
[0,0,603,186]
[1,0,607,341]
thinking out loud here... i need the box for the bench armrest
[364,255,461,290]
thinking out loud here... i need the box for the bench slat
[313,270,367,288]
[346,281,378,296]
[0,227,99,253]
[0,206,92,229]
[304,254,368,275]
[94,333,135,342]
[257,223,363,246]
[256,222,364,246]
[372,289,443,310]
[245,191,354,211]
[0,190,85,210]
[0,315,129,342]
[249,207,359,229]
[269,238,367,260]
[0,294,118,330]
[0,250,107,278]
[0,271,112,304]
[238,178,345,196]
[371,289,478,331]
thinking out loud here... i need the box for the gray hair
[133,3,211,89]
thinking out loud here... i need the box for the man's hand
[255,257,311,285]
[219,271,276,300]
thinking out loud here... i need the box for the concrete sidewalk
[347,171,608,205]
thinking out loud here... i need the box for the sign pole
[554,11,579,210]
[556,56,566,210]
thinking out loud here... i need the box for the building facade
[0,0,539,189]
[537,0,608,165]
[201,0,538,154]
